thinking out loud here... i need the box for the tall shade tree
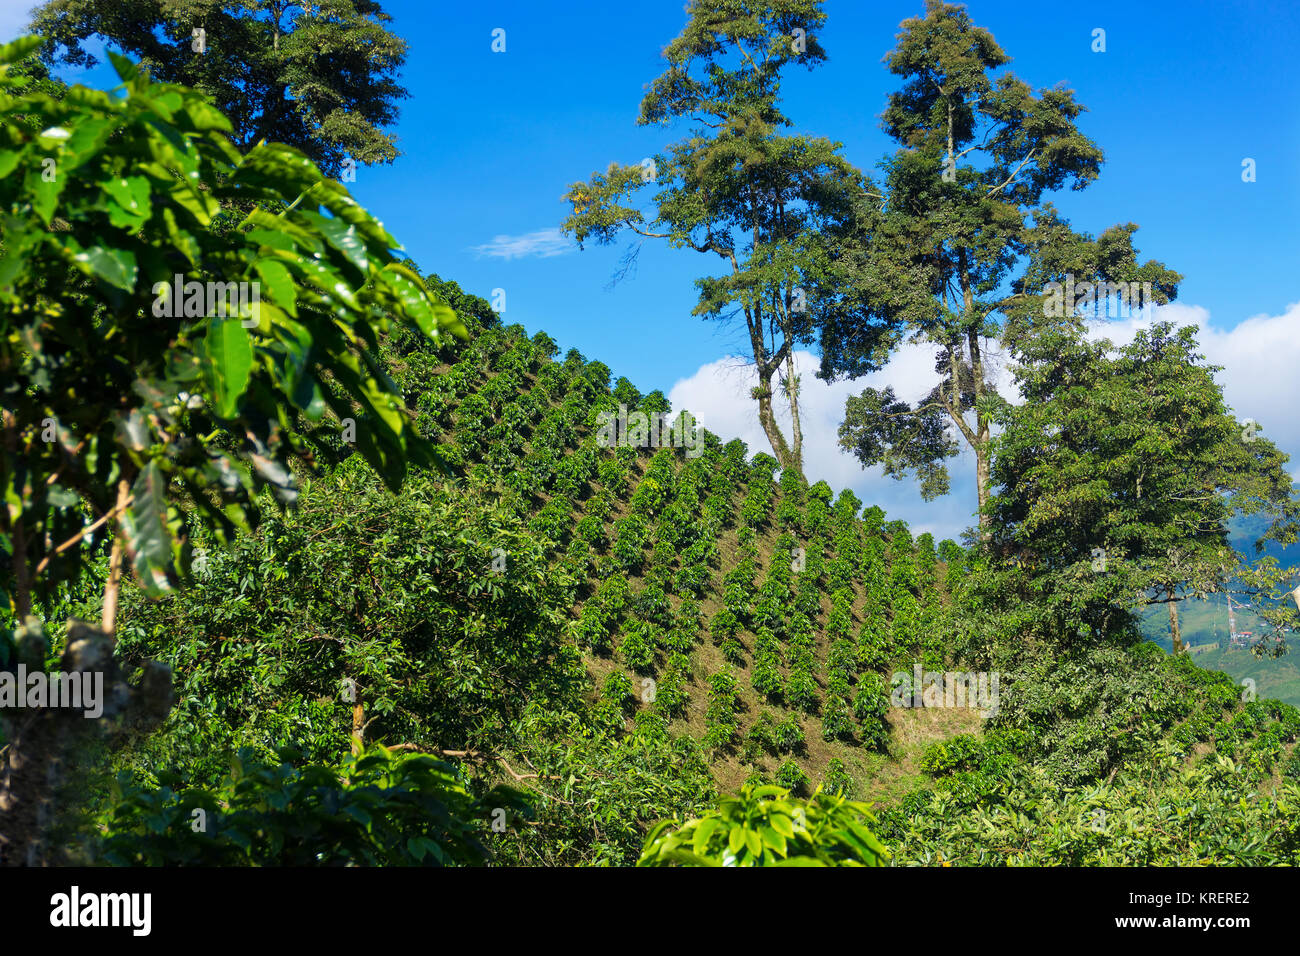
[828,0,1181,535]
[0,36,463,864]
[561,0,892,474]
[29,0,409,175]
[980,320,1300,652]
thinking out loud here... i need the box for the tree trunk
[100,479,130,635]
[754,371,797,472]
[1169,595,1184,654]
[784,349,803,470]
[351,701,365,756]
[1,411,32,620]
[743,299,800,475]
[966,327,991,541]
[974,444,991,534]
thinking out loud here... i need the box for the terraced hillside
[94,285,1300,866]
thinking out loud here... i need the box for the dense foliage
[639,783,889,867]
[5,1,1299,870]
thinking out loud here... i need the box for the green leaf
[167,179,218,225]
[759,824,788,855]
[63,117,116,169]
[104,175,151,218]
[72,245,137,291]
[727,824,746,855]
[106,49,140,83]
[378,265,435,336]
[203,318,254,418]
[122,462,175,595]
[342,804,372,826]
[273,249,358,310]
[302,210,369,274]
[661,848,721,867]
[162,207,202,267]
[180,98,232,132]
[769,812,795,839]
[254,258,298,317]
[692,816,720,854]
[240,207,324,254]
[0,36,41,67]
[27,163,66,224]
[770,856,827,866]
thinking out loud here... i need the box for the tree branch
[100,478,131,636]
[986,148,1036,197]
[34,492,135,577]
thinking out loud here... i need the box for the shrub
[775,760,810,795]
[602,672,637,715]
[620,622,656,674]
[97,747,520,866]
[704,671,741,751]
[821,693,854,742]
[751,629,784,701]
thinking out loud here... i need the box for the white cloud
[471,228,573,260]
[668,344,984,541]
[668,300,1300,541]
[1086,300,1300,454]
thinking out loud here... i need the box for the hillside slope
[94,290,1300,865]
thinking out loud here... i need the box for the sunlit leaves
[202,318,253,418]
[0,46,468,620]
[639,782,889,866]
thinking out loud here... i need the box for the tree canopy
[981,320,1300,649]
[562,0,891,474]
[29,0,409,176]
[830,0,1181,532]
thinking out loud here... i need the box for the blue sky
[5,0,1298,540]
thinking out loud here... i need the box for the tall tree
[829,0,1181,536]
[29,0,408,175]
[980,320,1299,652]
[561,0,892,474]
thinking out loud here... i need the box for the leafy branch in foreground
[0,33,464,865]
[638,782,889,866]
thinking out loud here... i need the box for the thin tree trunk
[743,299,799,473]
[784,349,803,470]
[1,411,32,620]
[964,288,991,540]
[974,444,991,534]
[351,701,365,756]
[1169,594,1184,654]
[100,479,130,636]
